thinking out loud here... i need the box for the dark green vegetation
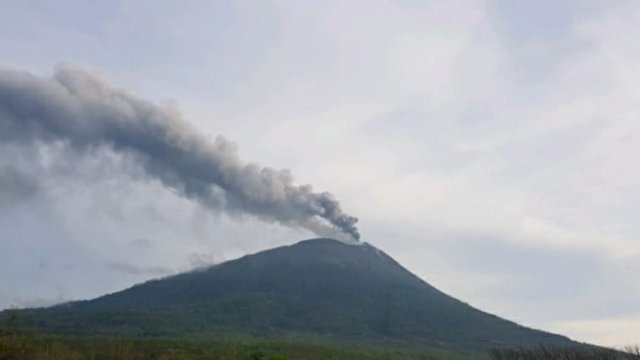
[4,312,638,360]
[0,334,487,360]
[3,328,637,360]
[1,317,486,360]
[9,238,579,352]
[490,346,640,360]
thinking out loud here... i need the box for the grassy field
[4,329,640,360]
[0,310,486,359]
[1,315,638,360]
[0,331,487,360]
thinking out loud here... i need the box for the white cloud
[551,317,640,348]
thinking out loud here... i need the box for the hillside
[14,238,578,350]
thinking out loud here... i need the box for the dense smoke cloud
[0,65,360,241]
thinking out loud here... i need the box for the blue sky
[1,0,639,347]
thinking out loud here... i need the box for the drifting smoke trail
[0,65,360,241]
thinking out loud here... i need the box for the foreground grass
[490,346,640,360]
[5,333,640,360]
[0,330,486,360]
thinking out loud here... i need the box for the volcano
[15,238,577,350]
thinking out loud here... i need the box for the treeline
[3,310,640,360]
[4,332,640,360]
[0,324,473,360]
[490,346,640,360]
[0,334,481,360]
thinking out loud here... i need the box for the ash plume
[0,65,360,241]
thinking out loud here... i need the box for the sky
[1,0,639,348]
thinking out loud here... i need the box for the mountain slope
[16,238,577,350]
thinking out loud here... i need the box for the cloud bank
[0,66,359,241]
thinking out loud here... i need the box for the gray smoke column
[0,65,360,241]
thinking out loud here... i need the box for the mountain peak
[290,237,367,249]
[228,237,407,284]
[283,237,377,257]
[290,237,361,247]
